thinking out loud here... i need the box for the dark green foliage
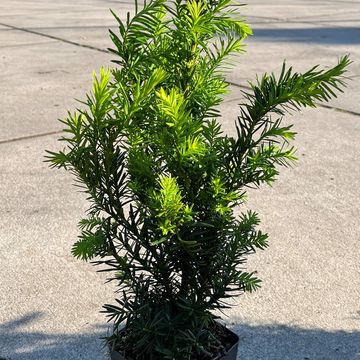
[46,0,349,358]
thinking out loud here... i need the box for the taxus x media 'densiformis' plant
[46,0,349,358]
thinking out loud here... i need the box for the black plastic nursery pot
[110,325,239,360]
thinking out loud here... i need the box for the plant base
[110,324,239,360]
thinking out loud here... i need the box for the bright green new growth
[47,0,349,358]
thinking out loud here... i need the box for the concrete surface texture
[0,0,359,359]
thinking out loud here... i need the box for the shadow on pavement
[1,312,359,359]
[234,322,360,359]
[0,312,110,360]
[253,27,360,45]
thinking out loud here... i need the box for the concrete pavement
[0,1,359,359]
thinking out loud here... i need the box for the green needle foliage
[46,0,349,358]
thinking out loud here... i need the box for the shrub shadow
[1,312,359,359]
[253,27,360,45]
[0,312,110,360]
[233,322,360,360]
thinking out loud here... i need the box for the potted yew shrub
[47,0,349,358]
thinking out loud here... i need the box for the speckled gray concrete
[0,1,359,359]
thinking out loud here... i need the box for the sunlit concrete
[0,1,359,359]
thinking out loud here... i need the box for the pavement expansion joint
[0,130,63,146]
[0,22,109,54]
[1,18,358,124]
